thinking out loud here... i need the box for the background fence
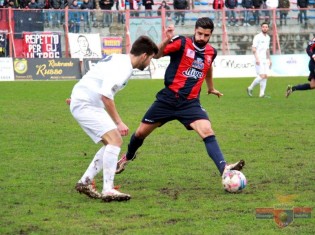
[0,1,314,58]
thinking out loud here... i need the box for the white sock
[259,79,267,97]
[102,145,121,193]
[79,146,105,184]
[249,76,263,90]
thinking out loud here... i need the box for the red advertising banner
[23,32,62,58]
[102,37,123,57]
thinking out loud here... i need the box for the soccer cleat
[101,189,131,202]
[222,160,245,176]
[286,85,292,98]
[247,88,253,97]
[65,98,71,105]
[115,153,136,174]
[75,182,102,199]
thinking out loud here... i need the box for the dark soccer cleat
[222,160,245,176]
[75,182,102,199]
[286,85,293,98]
[115,153,136,174]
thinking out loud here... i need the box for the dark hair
[261,22,269,27]
[195,17,214,33]
[130,36,159,56]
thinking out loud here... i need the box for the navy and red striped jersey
[163,35,217,100]
[306,37,315,59]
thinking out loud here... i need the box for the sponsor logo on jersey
[183,67,203,79]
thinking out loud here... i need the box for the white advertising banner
[270,54,309,77]
[0,58,14,81]
[150,54,309,79]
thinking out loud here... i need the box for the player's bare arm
[154,25,175,59]
[252,47,260,65]
[205,67,223,98]
[101,96,129,136]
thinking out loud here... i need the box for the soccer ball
[222,170,247,193]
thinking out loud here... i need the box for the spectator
[28,0,40,9]
[212,0,224,27]
[252,0,262,25]
[225,0,239,26]
[261,0,269,23]
[80,0,95,33]
[173,0,188,26]
[50,0,68,28]
[69,0,81,32]
[3,0,18,8]
[157,0,171,18]
[265,0,278,25]
[297,0,309,27]
[143,0,154,17]
[99,0,114,27]
[242,0,254,26]
[278,0,290,26]
[115,0,125,23]
[129,0,140,17]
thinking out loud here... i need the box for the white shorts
[70,100,116,143]
[255,60,270,76]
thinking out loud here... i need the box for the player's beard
[193,37,209,48]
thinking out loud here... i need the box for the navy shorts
[141,88,210,130]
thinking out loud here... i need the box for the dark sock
[292,83,311,91]
[126,133,144,160]
[203,135,226,174]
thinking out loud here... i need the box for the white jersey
[71,54,133,108]
[252,32,270,61]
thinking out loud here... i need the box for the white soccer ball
[222,170,247,193]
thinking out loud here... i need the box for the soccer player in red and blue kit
[116,17,245,181]
[286,37,315,97]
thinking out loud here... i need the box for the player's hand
[117,122,129,136]
[208,89,223,98]
[165,24,175,40]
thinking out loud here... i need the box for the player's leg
[100,129,131,202]
[116,99,173,174]
[116,122,160,174]
[191,120,244,175]
[75,146,105,199]
[248,64,263,96]
[286,68,315,97]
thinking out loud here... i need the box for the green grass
[0,78,314,234]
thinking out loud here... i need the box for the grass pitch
[0,78,314,234]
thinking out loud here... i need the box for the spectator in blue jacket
[225,0,239,26]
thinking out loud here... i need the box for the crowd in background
[0,0,312,31]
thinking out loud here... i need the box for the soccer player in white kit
[70,36,159,202]
[247,22,272,98]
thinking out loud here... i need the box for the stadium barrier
[0,53,309,81]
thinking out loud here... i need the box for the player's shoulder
[170,35,185,43]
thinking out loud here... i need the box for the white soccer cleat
[101,189,131,202]
[247,88,253,97]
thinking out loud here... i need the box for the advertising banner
[148,54,310,79]
[101,37,123,57]
[13,58,81,80]
[23,32,62,58]
[0,58,14,81]
[129,17,162,46]
[69,33,102,59]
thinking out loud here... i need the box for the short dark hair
[130,36,159,56]
[195,17,214,33]
[261,22,269,27]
